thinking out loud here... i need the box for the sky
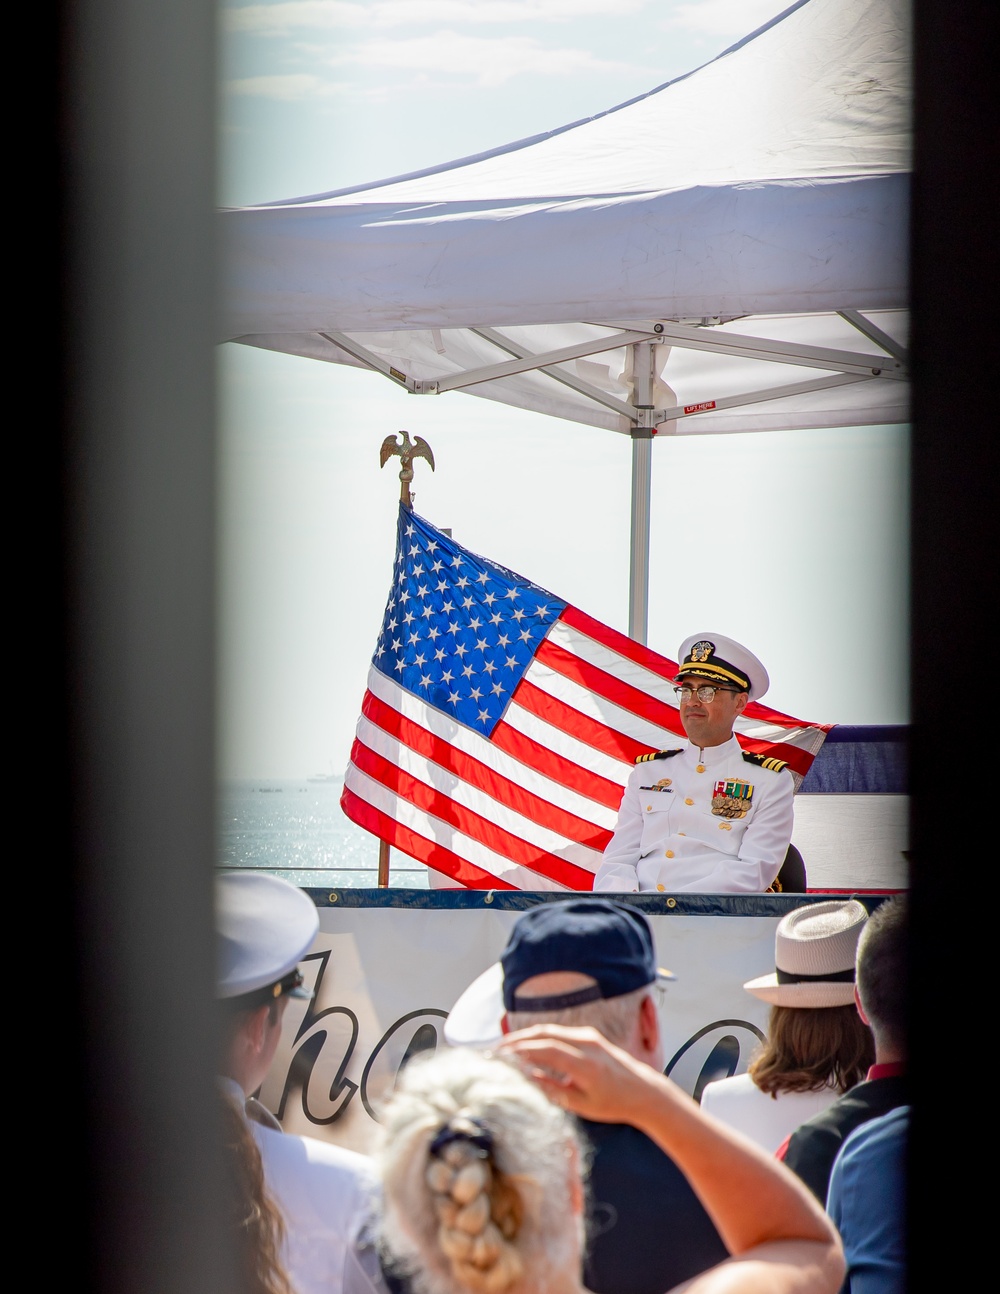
[217,0,910,780]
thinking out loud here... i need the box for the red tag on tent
[684,400,717,415]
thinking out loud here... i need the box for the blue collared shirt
[827,1105,909,1294]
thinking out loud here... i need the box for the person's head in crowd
[216,872,318,1094]
[446,904,728,1294]
[444,899,673,1070]
[218,1088,294,1294]
[855,894,908,1062]
[742,900,875,1096]
[378,1048,582,1294]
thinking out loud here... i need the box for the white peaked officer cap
[675,632,769,701]
[216,871,319,1001]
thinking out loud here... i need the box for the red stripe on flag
[340,784,514,890]
[490,719,626,814]
[536,637,687,736]
[361,689,612,851]
[743,702,835,731]
[737,735,815,778]
[350,740,597,891]
[513,677,653,766]
[561,605,833,732]
[534,638,817,774]
[560,605,680,680]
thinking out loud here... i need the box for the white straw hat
[743,900,868,1008]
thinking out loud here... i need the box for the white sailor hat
[216,871,319,1004]
[675,632,769,700]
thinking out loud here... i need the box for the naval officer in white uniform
[593,634,794,894]
[217,871,376,1294]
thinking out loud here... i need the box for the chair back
[774,843,807,893]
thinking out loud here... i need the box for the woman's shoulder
[699,1072,759,1110]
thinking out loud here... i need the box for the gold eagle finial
[380,430,435,507]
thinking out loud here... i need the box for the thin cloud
[330,30,635,88]
[662,0,793,39]
[226,73,342,99]
[369,0,648,20]
[225,2,365,34]
[225,0,648,36]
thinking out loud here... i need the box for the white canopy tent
[222,0,910,642]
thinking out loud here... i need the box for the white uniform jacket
[221,1079,376,1294]
[592,735,793,893]
[253,1121,376,1294]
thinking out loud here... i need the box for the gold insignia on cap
[690,640,714,663]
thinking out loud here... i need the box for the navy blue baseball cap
[444,899,674,1046]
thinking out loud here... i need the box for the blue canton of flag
[372,505,567,738]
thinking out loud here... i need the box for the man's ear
[639,992,661,1055]
[567,1138,584,1216]
[734,691,749,716]
[245,1003,273,1057]
[854,983,870,1026]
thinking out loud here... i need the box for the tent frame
[319,310,907,641]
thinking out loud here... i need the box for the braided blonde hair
[378,1049,582,1294]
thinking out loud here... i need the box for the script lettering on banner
[260,904,797,1154]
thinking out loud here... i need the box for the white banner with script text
[258,896,881,1154]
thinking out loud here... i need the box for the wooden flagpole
[377,839,390,888]
[377,431,436,889]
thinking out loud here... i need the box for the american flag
[342,505,830,890]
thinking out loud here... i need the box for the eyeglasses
[273,968,311,1001]
[673,684,741,703]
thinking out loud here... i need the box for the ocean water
[217,778,429,889]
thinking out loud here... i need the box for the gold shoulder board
[635,748,684,764]
[742,751,789,773]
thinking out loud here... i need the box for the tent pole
[629,430,652,643]
[628,341,655,644]
[378,839,390,887]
